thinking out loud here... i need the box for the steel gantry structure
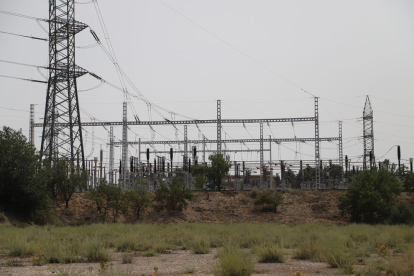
[32,98,343,189]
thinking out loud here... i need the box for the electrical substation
[4,0,392,192]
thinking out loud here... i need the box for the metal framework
[314,97,320,189]
[363,96,374,170]
[40,0,88,168]
[109,126,114,183]
[259,123,264,188]
[29,104,34,145]
[217,100,222,153]
[121,102,128,187]
[33,117,315,127]
[339,121,343,178]
[114,137,339,145]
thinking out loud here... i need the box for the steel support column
[109,126,114,184]
[260,123,264,189]
[122,102,128,189]
[217,100,221,154]
[314,97,320,189]
[339,121,343,180]
[29,104,35,146]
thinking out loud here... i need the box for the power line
[0,10,47,22]
[158,0,316,98]
[0,30,47,41]
[0,74,47,84]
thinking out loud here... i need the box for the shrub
[253,190,283,213]
[116,238,136,252]
[338,168,402,224]
[124,181,152,219]
[294,240,321,261]
[256,243,285,263]
[211,246,254,276]
[389,201,414,225]
[191,238,210,254]
[81,238,110,262]
[155,176,193,212]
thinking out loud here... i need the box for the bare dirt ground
[0,248,345,276]
[56,190,349,226]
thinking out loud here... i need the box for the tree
[205,153,232,191]
[192,164,208,191]
[85,181,126,222]
[45,158,87,209]
[125,180,152,219]
[155,175,193,212]
[404,172,414,191]
[338,168,402,224]
[0,127,51,219]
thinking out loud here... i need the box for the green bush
[255,243,285,263]
[155,176,193,212]
[116,238,136,252]
[211,246,254,276]
[253,190,283,213]
[389,201,414,225]
[338,168,402,224]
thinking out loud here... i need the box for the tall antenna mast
[40,0,88,168]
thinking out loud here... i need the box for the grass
[211,246,255,276]
[255,243,285,263]
[0,221,413,275]
[190,237,210,254]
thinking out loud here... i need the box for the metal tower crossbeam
[33,117,315,127]
[113,137,339,145]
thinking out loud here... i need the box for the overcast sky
[1,0,414,173]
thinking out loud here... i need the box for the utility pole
[40,0,88,168]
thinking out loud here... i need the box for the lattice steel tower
[40,0,88,168]
[363,96,374,170]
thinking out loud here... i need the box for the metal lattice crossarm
[112,137,339,145]
[33,117,315,127]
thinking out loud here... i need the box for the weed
[190,238,210,254]
[211,246,254,276]
[142,249,159,257]
[82,238,110,262]
[255,243,285,263]
[116,238,136,252]
[294,240,320,261]
[8,238,35,256]
[121,252,132,264]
